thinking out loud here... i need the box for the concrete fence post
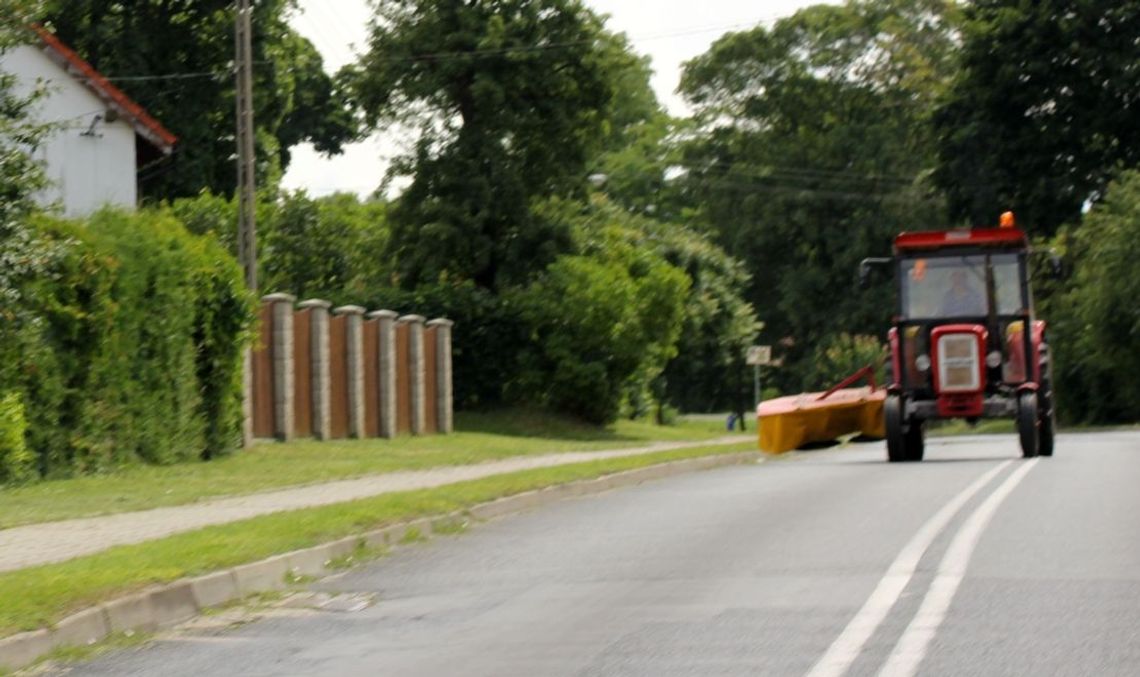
[262,293,296,441]
[369,310,399,439]
[242,347,253,448]
[426,319,454,434]
[298,299,332,440]
[334,306,366,439]
[399,315,426,435]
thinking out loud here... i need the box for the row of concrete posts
[248,293,453,443]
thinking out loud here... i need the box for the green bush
[1,208,252,480]
[363,281,527,410]
[510,254,689,424]
[803,333,887,392]
[1047,170,1140,423]
[0,391,33,484]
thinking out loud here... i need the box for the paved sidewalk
[0,436,748,573]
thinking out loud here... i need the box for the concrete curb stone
[0,630,51,672]
[149,581,198,629]
[324,536,363,561]
[189,570,239,610]
[232,554,291,596]
[50,607,109,649]
[102,592,156,634]
[286,545,336,578]
[0,450,760,672]
[362,524,404,549]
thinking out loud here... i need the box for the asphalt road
[55,431,1140,677]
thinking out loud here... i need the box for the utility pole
[235,0,257,447]
[235,0,257,290]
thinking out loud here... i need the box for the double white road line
[807,458,1041,677]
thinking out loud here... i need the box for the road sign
[746,345,772,366]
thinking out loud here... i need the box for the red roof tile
[32,26,178,153]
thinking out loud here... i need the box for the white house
[0,27,177,217]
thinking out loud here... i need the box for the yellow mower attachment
[757,366,885,453]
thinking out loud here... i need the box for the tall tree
[678,0,959,388]
[43,0,358,201]
[933,1,1140,234]
[1047,171,1140,423]
[0,1,49,222]
[348,0,650,290]
[1,0,55,375]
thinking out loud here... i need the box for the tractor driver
[940,269,985,316]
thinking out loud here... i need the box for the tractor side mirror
[858,258,892,290]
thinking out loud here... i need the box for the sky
[282,0,833,197]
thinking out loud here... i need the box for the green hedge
[0,208,252,480]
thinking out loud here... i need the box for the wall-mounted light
[80,113,103,138]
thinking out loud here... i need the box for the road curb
[0,449,759,672]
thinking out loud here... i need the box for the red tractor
[860,214,1056,462]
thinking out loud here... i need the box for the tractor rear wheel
[1017,391,1039,459]
[885,395,907,463]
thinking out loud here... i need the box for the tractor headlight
[915,354,931,372]
[986,350,1003,368]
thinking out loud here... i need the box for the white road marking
[805,461,1014,677]
[878,458,1040,677]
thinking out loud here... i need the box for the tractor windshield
[899,253,1024,320]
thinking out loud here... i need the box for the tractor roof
[894,228,1028,253]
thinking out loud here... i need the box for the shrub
[803,333,887,392]
[1047,170,1140,423]
[0,391,33,484]
[510,254,689,424]
[2,208,252,481]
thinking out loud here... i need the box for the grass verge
[0,440,755,637]
[0,409,743,529]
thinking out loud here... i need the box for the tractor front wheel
[885,395,915,463]
[1017,391,1039,459]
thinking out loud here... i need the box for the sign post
[746,345,772,408]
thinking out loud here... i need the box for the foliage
[361,281,527,410]
[548,196,761,413]
[803,333,887,392]
[4,209,251,481]
[43,0,359,201]
[1046,171,1140,423]
[349,0,654,289]
[933,1,1140,234]
[0,391,34,484]
[1,1,50,221]
[261,191,390,302]
[1,2,59,479]
[169,190,237,252]
[677,0,959,390]
[510,252,689,425]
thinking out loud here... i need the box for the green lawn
[0,440,757,637]
[0,410,745,529]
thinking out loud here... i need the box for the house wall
[1,45,139,218]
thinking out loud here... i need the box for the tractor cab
[860,213,1055,462]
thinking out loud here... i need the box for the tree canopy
[933,0,1140,234]
[348,0,659,290]
[43,0,358,201]
[677,0,959,387]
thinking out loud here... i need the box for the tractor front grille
[937,333,980,392]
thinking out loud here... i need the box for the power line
[93,14,781,82]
